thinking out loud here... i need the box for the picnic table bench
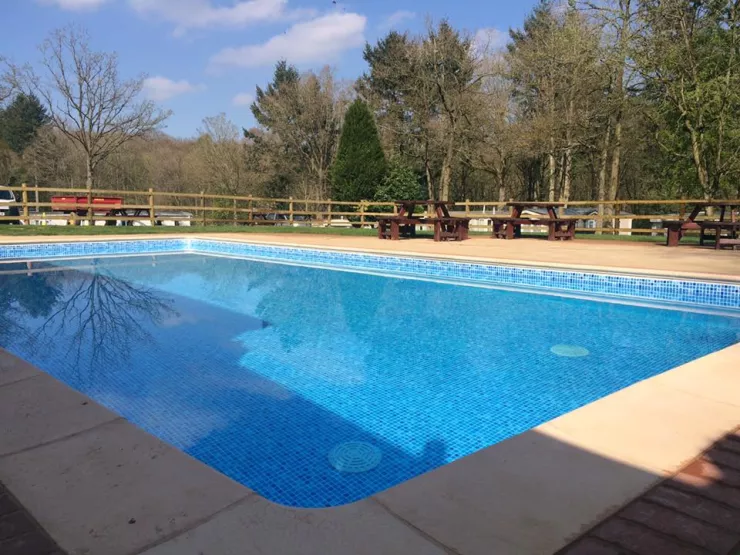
[490,202,576,241]
[699,221,740,250]
[663,202,739,247]
[377,201,470,241]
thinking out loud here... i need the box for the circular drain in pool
[328,442,382,473]
[550,344,590,357]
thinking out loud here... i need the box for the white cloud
[379,10,415,30]
[210,12,366,69]
[40,0,109,9]
[232,92,255,106]
[129,0,314,35]
[473,28,508,54]
[142,76,203,101]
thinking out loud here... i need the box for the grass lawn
[0,225,377,237]
[0,223,688,243]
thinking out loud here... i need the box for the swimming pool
[1,240,738,508]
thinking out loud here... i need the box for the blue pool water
[1,253,738,507]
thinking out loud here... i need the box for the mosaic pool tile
[1,238,737,309]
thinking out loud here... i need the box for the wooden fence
[1,184,738,236]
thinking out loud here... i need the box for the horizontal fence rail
[1,184,738,237]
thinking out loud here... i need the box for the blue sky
[3,0,538,137]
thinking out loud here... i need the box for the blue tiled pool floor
[1,253,738,507]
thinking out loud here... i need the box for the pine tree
[331,99,386,201]
[0,93,49,154]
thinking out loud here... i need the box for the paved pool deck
[0,232,739,554]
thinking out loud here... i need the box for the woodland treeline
[1,0,739,208]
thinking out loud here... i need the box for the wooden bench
[490,218,533,239]
[490,218,575,241]
[718,238,740,249]
[378,216,470,241]
[377,216,423,240]
[700,221,740,250]
[429,217,470,241]
[546,219,576,241]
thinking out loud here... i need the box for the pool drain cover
[550,344,590,357]
[328,442,382,473]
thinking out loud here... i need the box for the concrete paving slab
[0,350,41,387]
[542,379,740,475]
[0,374,119,457]
[140,495,451,555]
[0,419,250,555]
[375,429,662,555]
[648,343,740,408]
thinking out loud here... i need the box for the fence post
[200,191,206,227]
[360,201,366,227]
[464,198,470,217]
[289,196,294,224]
[148,188,155,227]
[613,202,620,235]
[248,196,253,223]
[86,188,93,225]
[327,199,332,225]
[21,183,29,225]
[233,198,238,225]
[679,199,686,221]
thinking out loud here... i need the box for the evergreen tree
[331,99,386,201]
[374,158,421,201]
[0,93,49,154]
[250,60,300,130]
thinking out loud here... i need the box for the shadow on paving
[0,481,66,555]
[557,427,740,555]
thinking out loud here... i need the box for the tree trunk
[686,122,710,200]
[561,148,573,203]
[547,136,556,202]
[497,170,506,203]
[560,98,575,203]
[85,156,94,190]
[439,133,455,202]
[596,119,612,235]
[424,140,434,200]
[607,115,622,227]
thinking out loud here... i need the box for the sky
[2,0,538,138]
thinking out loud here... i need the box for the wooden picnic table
[396,200,455,218]
[490,201,575,241]
[377,200,470,241]
[664,201,740,247]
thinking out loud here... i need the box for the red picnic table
[377,200,470,241]
[490,201,576,241]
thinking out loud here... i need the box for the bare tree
[252,66,346,200]
[197,113,249,196]
[0,56,19,106]
[34,26,170,189]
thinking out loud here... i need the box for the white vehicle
[0,187,20,224]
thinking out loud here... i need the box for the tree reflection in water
[0,260,176,370]
[0,263,63,344]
